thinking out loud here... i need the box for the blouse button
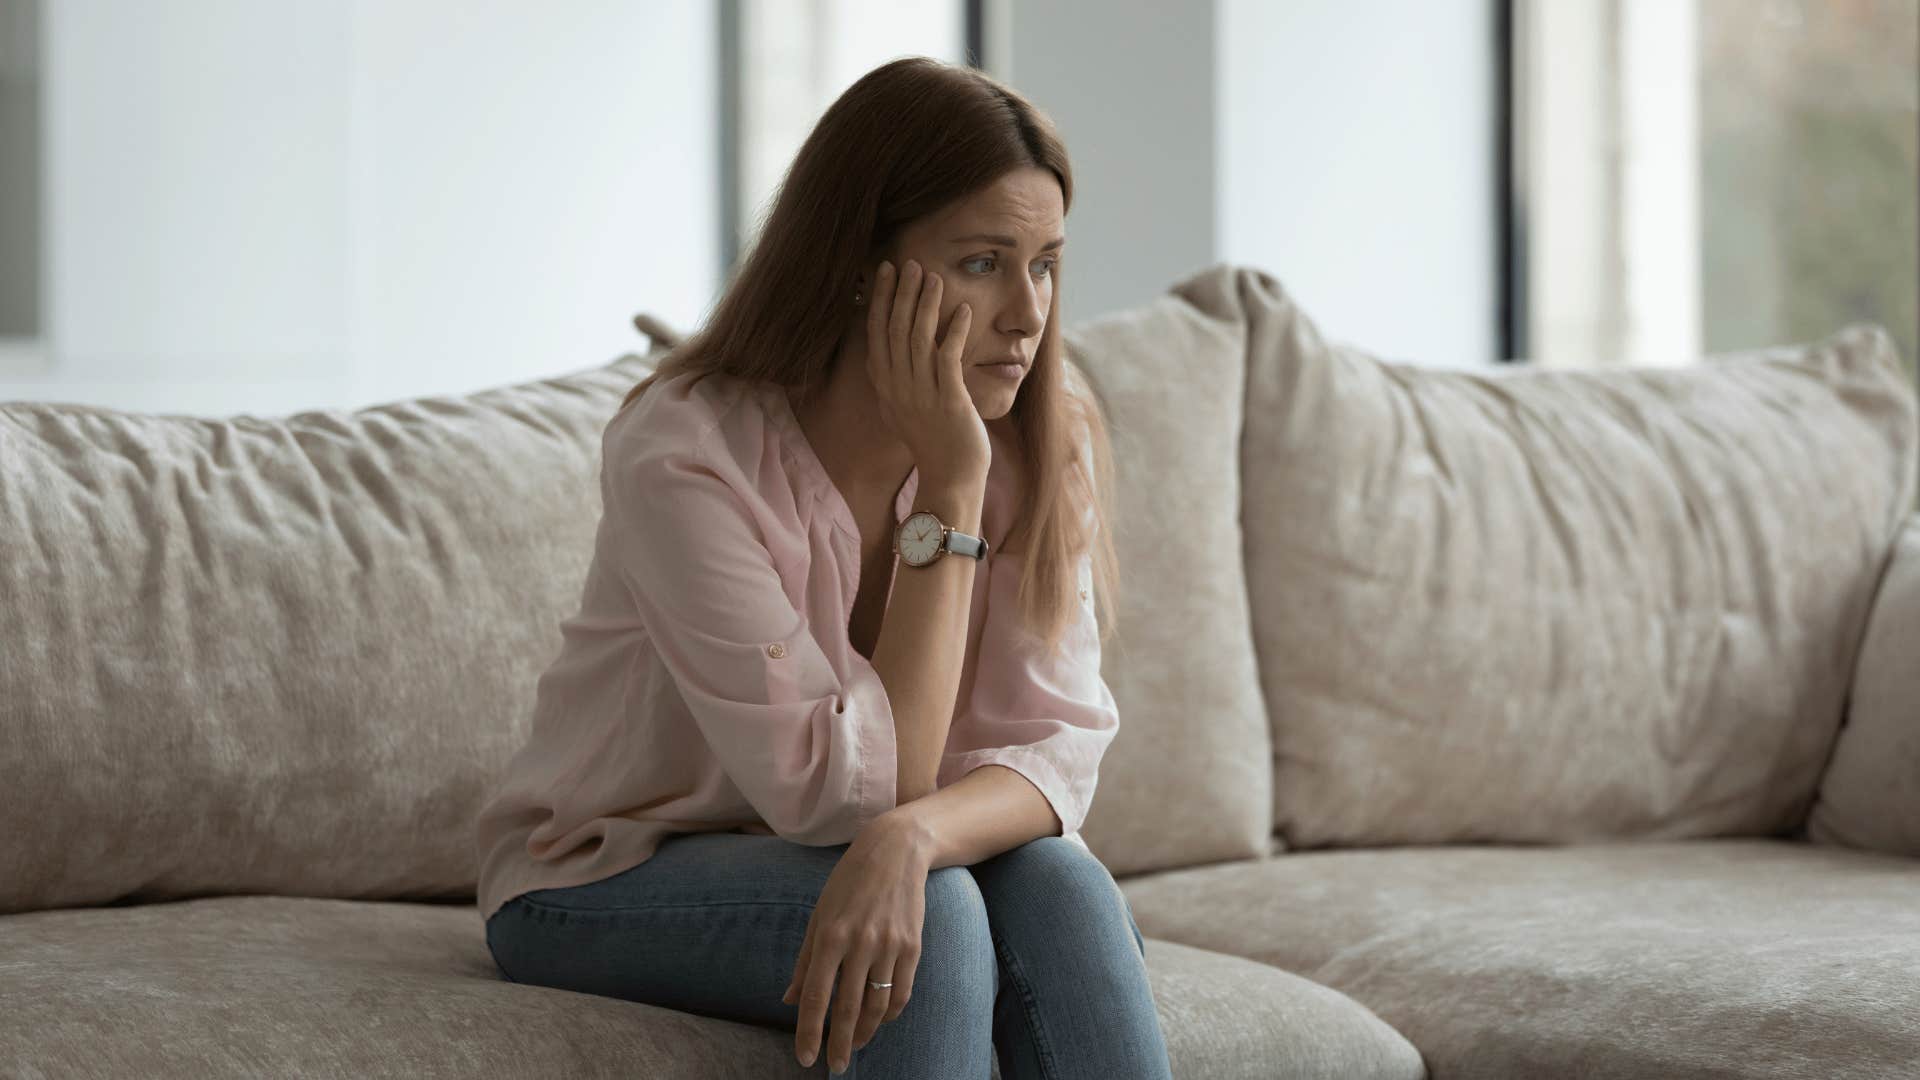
[767,642,787,659]
[1079,589,1089,600]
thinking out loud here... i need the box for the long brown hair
[619,56,1120,661]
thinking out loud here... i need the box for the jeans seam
[988,919,1059,1079]
[511,896,818,916]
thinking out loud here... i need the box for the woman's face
[874,166,1065,419]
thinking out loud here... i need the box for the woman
[475,56,1171,1078]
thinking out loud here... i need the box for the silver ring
[866,980,892,989]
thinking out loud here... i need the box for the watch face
[897,511,945,566]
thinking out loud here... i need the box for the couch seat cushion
[0,895,1423,1079]
[1117,839,1920,1080]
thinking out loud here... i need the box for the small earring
[853,290,864,304]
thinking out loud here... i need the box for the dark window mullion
[1497,0,1526,364]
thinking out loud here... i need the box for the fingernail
[831,1058,846,1075]
[800,1049,815,1067]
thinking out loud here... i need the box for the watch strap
[944,528,988,560]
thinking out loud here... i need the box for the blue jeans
[485,831,1174,1078]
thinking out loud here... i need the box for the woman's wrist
[865,805,938,867]
[911,474,987,537]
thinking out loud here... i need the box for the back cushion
[1065,299,1274,876]
[1807,514,1920,857]
[0,353,660,914]
[1202,265,1919,849]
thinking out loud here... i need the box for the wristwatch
[894,509,989,567]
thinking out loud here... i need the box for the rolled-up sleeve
[603,436,898,844]
[938,526,1119,838]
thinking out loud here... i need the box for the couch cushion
[1198,262,1920,848]
[1117,838,1920,1080]
[1809,513,1920,857]
[0,897,1424,1080]
[1058,288,1275,876]
[0,350,663,914]
[1135,938,1426,1079]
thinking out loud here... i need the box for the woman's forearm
[874,763,1061,871]
[869,471,986,805]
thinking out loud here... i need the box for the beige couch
[3,263,1916,1079]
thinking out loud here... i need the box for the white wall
[1003,0,1219,322]
[1218,0,1499,368]
[0,0,714,416]
[1002,0,1499,367]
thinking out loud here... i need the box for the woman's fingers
[865,261,894,403]
[938,302,971,400]
[880,947,917,1023]
[790,918,830,1066]
[848,953,896,1052]
[779,910,810,1006]
[888,261,922,402]
[827,942,881,1073]
[912,271,942,405]
[794,968,835,1066]
[855,949,914,1050]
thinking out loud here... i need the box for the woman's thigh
[484,831,850,1031]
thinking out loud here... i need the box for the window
[1510,0,1917,381]
[725,0,979,270]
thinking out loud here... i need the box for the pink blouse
[474,367,1118,923]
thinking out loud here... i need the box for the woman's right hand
[781,817,932,1072]
[865,258,991,483]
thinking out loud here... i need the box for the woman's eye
[963,256,1057,278]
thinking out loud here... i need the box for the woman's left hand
[782,814,933,1072]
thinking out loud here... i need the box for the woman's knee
[908,866,997,997]
[983,835,1110,892]
[975,836,1133,926]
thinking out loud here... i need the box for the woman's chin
[965,378,1019,419]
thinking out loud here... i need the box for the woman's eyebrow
[948,233,1066,250]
